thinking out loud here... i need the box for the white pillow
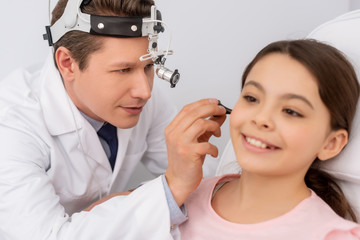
[307,9,360,219]
[307,10,360,184]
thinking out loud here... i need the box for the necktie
[97,123,118,171]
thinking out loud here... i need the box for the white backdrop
[1,1,359,188]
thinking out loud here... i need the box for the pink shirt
[179,175,360,240]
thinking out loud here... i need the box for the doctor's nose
[129,72,152,100]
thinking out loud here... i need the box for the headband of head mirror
[43,0,180,88]
[43,0,164,46]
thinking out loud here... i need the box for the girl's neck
[212,171,311,224]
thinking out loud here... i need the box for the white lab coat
[0,52,177,239]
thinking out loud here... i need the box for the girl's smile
[242,134,280,152]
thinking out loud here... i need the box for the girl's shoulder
[199,174,240,194]
[202,174,241,186]
[309,192,360,239]
[322,221,360,240]
[185,174,240,204]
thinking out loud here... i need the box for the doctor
[0,0,226,239]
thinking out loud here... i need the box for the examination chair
[215,9,360,219]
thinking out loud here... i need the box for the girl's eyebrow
[244,80,264,92]
[244,80,314,109]
[281,93,314,109]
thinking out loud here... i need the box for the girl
[179,39,360,239]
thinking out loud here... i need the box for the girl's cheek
[229,106,244,130]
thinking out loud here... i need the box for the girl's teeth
[246,137,267,149]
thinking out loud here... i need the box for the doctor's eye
[118,68,130,73]
[145,63,154,70]
[243,95,258,103]
[283,108,303,117]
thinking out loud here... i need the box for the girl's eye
[243,95,258,103]
[283,108,303,117]
[118,68,130,73]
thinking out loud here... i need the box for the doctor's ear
[55,47,78,82]
[317,129,348,161]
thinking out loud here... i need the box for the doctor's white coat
[0,53,178,239]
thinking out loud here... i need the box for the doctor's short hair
[51,0,154,70]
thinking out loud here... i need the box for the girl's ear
[55,46,77,83]
[317,129,348,161]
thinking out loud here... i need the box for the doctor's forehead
[89,37,150,62]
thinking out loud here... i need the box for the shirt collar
[79,111,104,132]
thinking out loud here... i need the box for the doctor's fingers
[207,115,227,135]
[197,115,227,142]
[188,118,223,141]
[166,119,222,161]
[168,140,219,166]
[167,99,226,132]
[166,118,222,148]
[192,141,219,158]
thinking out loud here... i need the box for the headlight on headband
[43,0,180,88]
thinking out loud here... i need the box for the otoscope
[217,100,232,115]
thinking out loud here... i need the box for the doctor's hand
[164,99,227,206]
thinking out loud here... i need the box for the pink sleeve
[324,226,360,240]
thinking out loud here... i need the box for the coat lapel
[39,53,111,170]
